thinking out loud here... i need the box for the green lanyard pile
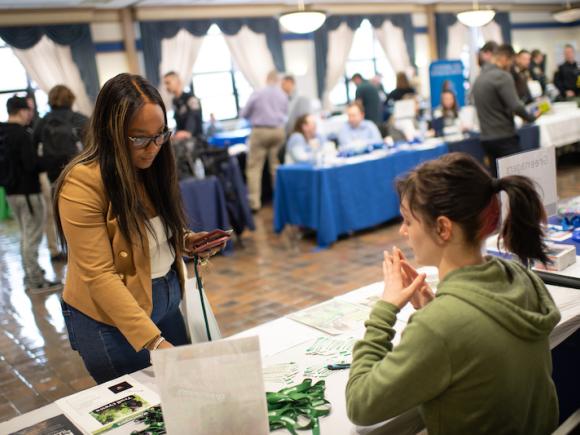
[267,379,331,435]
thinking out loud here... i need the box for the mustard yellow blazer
[58,162,186,351]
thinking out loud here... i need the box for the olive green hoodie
[346,257,561,435]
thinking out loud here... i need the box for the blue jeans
[61,268,190,384]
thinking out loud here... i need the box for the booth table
[536,109,580,149]
[1,276,578,434]
[274,142,448,247]
[208,128,251,148]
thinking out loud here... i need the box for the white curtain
[13,35,92,116]
[159,28,204,108]
[223,26,276,89]
[481,20,503,46]
[322,22,355,109]
[373,21,413,78]
[446,21,470,60]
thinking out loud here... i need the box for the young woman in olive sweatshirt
[346,153,560,435]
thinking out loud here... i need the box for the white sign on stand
[151,336,269,435]
[497,146,558,216]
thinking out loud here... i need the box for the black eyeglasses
[128,130,171,149]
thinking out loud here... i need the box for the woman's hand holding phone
[184,229,232,258]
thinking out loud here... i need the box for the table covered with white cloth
[2,270,579,435]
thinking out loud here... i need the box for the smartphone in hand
[189,229,233,255]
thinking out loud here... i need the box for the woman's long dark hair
[53,73,187,254]
[396,153,548,265]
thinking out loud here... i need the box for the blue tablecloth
[179,176,233,253]
[274,144,449,247]
[208,128,251,148]
[548,215,580,255]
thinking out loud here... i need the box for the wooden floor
[0,154,579,423]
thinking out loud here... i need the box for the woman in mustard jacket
[54,73,220,383]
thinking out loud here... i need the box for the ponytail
[496,176,549,266]
[397,153,549,266]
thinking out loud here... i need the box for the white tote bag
[180,275,221,343]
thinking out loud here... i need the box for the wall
[282,36,318,100]
[412,13,431,99]
[90,21,131,85]
[511,12,580,79]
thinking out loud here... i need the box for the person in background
[352,73,382,127]
[371,73,387,103]
[386,72,416,106]
[205,113,224,138]
[338,102,382,151]
[472,44,538,176]
[346,153,559,435]
[25,93,40,132]
[281,74,312,136]
[285,114,324,164]
[0,97,62,293]
[33,85,88,185]
[54,73,225,384]
[530,49,547,93]
[554,44,580,99]
[163,71,203,139]
[512,49,533,104]
[477,41,499,67]
[241,70,288,212]
[433,90,460,130]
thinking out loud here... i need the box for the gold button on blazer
[58,162,186,351]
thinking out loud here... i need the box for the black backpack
[0,127,18,190]
[42,111,79,160]
[41,111,80,181]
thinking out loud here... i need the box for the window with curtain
[329,20,395,107]
[190,24,253,121]
[0,37,48,122]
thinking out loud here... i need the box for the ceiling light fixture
[457,0,496,27]
[553,1,580,23]
[279,0,326,34]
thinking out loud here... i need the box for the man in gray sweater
[472,44,538,176]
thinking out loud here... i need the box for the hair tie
[491,178,502,193]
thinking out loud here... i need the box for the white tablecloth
[536,109,580,148]
[1,280,579,434]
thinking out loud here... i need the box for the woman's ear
[435,216,453,243]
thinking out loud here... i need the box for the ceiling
[0,0,570,9]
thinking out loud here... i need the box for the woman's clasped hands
[382,246,435,310]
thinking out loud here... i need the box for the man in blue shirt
[241,71,288,211]
[338,102,383,152]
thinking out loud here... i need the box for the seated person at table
[432,90,462,135]
[285,114,324,164]
[346,153,559,434]
[433,90,459,126]
[337,102,382,152]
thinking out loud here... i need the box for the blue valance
[0,23,99,103]
[140,17,286,87]
[313,14,415,99]
[435,12,512,60]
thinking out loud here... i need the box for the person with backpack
[33,85,88,184]
[0,96,63,293]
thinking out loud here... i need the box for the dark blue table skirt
[446,125,540,165]
[179,176,233,253]
[208,128,251,148]
[274,144,449,247]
